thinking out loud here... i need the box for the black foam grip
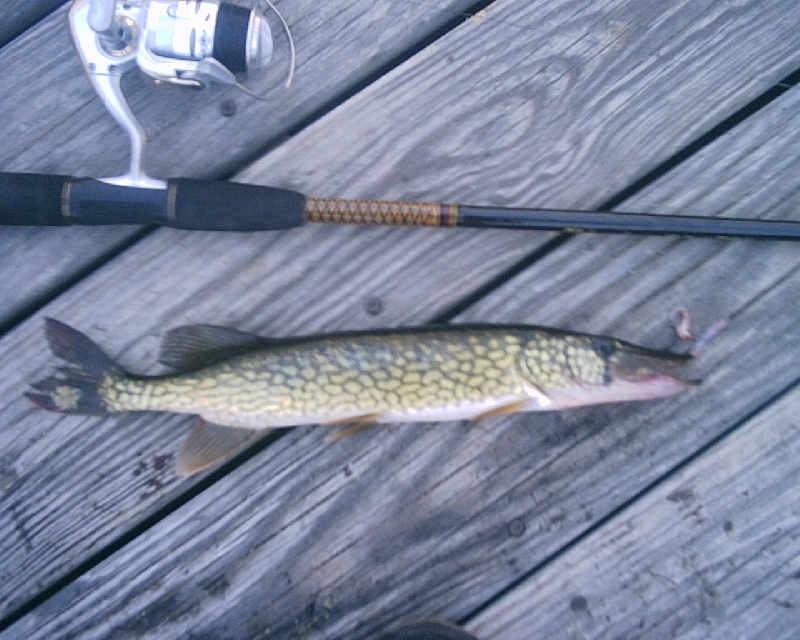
[0,173,69,225]
[170,179,306,231]
[0,173,306,231]
[0,174,173,226]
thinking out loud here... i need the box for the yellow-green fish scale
[519,334,608,388]
[100,328,613,428]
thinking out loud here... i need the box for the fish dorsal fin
[159,324,270,370]
[176,420,259,476]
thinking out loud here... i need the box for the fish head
[602,337,698,401]
[519,332,698,409]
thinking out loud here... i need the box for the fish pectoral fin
[159,324,272,371]
[177,419,259,477]
[472,398,530,420]
[324,413,383,442]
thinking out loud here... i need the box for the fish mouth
[611,344,699,397]
[542,343,699,410]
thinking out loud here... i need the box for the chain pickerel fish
[26,319,698,475]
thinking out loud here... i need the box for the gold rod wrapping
[303,198,459,227]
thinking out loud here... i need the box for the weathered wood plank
[0,0,480,326]
[242,0,800,206]
[468,385,800,640]
[0,1,64,49]
[3,2,800,635]
[7,232,798,639]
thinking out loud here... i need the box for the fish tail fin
[25,318,125,415]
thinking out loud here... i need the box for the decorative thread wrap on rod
[303,198,459,227]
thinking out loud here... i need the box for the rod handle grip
[0,173,306,231]
[0,173,68,226]
[170,178,306,231]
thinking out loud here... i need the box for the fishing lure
[26,319,698,475]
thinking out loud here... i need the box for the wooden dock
[1,1,798,637]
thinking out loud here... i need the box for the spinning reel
[68,0,293,188]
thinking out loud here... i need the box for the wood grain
[242,0,800,206]
[469,385,800,640]
[0,1,64,48]
[0,0,479,326]
[2,0,799,635]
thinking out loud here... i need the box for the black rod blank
[456,205,800,240]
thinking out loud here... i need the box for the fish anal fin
[177,419,259,477]
[159,324,271,371]
[473,398,530,421]
[324,413,383,442]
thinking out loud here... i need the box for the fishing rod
[1,0,797,241]
[2,172,799,240]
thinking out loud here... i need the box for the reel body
[68,0,276,187]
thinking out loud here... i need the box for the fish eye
[591,338,616,358]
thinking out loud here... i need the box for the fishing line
[251,0,297,92]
